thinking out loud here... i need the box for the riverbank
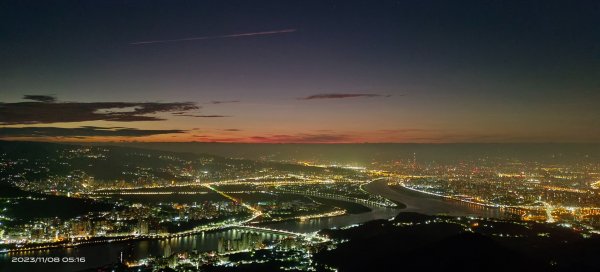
[364,179,505,218]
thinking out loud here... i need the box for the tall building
[138,220,149,235]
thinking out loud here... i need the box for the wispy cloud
[176,114,231,118]
[0,95,198,125]
[23,95,56,103]
[208,100,240,105]
[130,29,296,45]
[186,132,357,143]
[299,93,391,100]
[248,133,355,143]
[0,126,185,138]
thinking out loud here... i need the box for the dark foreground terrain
[314,212,600,272]
[83,212,600,272]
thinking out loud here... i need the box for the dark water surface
[0,180,507,272]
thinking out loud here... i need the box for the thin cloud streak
[193,133,358,143]
[23,95,56,103]
[176,114,231,118]
[300,93,391,100]
[0,126,186,138]
[208,100,240,105]
[130,29,297,45]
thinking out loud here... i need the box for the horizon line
[2,140,599,145]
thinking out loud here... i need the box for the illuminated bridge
[236,225,329,242]
[235,225,300,236]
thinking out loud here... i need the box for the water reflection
[0,229,286,272]
[1,182,510,272]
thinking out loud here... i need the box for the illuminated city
[2,1,600,271]
[1,143,600,271]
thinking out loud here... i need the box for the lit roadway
[91,175,362,192]
[535,201,556,223]
[202,184,262,223]
[2,184,328,254]
[274,184,397,208]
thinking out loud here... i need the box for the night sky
[1,0,599,143]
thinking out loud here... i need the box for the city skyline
[2,141,600,272]
[2,1,599,143]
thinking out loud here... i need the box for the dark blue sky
[1,0,599,142]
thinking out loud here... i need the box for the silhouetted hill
[315,212,600,272]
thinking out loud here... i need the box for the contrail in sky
[130,29,296,45]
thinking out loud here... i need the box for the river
[364,179,508,218]
[0,180,506,272]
